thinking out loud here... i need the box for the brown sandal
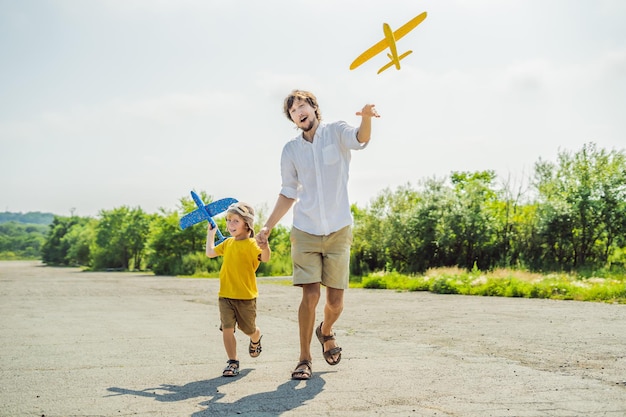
[249,335,262,358]
[222,359,239,377]
[316,322,342,365]
[291,360,312,380]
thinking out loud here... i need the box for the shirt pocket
[322,144,340,165]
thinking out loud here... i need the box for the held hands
[256,227,271,262]
[356,104,380,118]
[255,226,270,248]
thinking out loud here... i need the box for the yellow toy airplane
[350,12,427,74]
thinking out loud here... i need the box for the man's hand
[256,226,270,247]
[356,104,380,118]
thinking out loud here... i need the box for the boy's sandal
[249,335,262,358]
[291,360,312,380]
[316,322,342,366]
[222,359,240,377]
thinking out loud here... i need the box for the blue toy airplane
[179,191,238,245]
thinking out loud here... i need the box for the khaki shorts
[290,225,352,289]
[218,297,257,335]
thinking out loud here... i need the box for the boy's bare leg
[223,327,237,360]
[247,326,262,358]
[248,327,261,344]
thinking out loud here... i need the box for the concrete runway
[1,261,625,416]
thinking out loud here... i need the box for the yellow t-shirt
[214,237,262,299]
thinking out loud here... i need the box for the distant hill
[0,212,56,225]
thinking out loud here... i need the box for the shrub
[355,267,626,303]
[429,277,458,294]
[362,276,387,289]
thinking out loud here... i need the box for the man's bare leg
[292,283,320,378]
[320,287,344,363]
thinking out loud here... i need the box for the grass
[181,265,626,303]
[352,267,626,303]
[182,271,294,286]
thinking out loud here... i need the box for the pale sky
[1,0,625,221]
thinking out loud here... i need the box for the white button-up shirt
[279,121,368,236]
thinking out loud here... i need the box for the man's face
[289,98,317,132]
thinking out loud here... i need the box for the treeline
[0,211,55,225]
[14,142,626,276]
[351,143,626,275]
[39,194,294,277]
[0,212,54,260]
[0,222,48,259]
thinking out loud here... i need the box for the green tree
[62,219,97,266]
[534,143,626,269]
[351,190,392,274]
[383,185,423,273]
[508,202,542,270]
[352,185,420,274]
[91,206,151,270]
[595,147,626,265]
[257,224,292,276]
[0,211,55,225]
[146,209,194,275]
[0,222,47,259]
[146,191,219,275]
[41,216,82,265]
[445,170,499,270]
[493,172,549,271]
[413,177,455,270]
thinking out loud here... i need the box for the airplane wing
[393,11,427,40]
[179,208,206,230]
[205,198,237,218]
[350,39,388,70]
[349,11,428,70]
[179,196,238,230]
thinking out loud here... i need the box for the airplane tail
[377,50,413,74]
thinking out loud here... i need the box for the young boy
[206,201,271,377]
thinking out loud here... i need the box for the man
[256,89,379,380]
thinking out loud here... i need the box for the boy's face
[289,98,317,132]
[226,213,249,239]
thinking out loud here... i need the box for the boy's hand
[256,227,270,246]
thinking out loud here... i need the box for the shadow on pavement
[106,369,328,416]
[194,373,328,416]
[106,369,253,403]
